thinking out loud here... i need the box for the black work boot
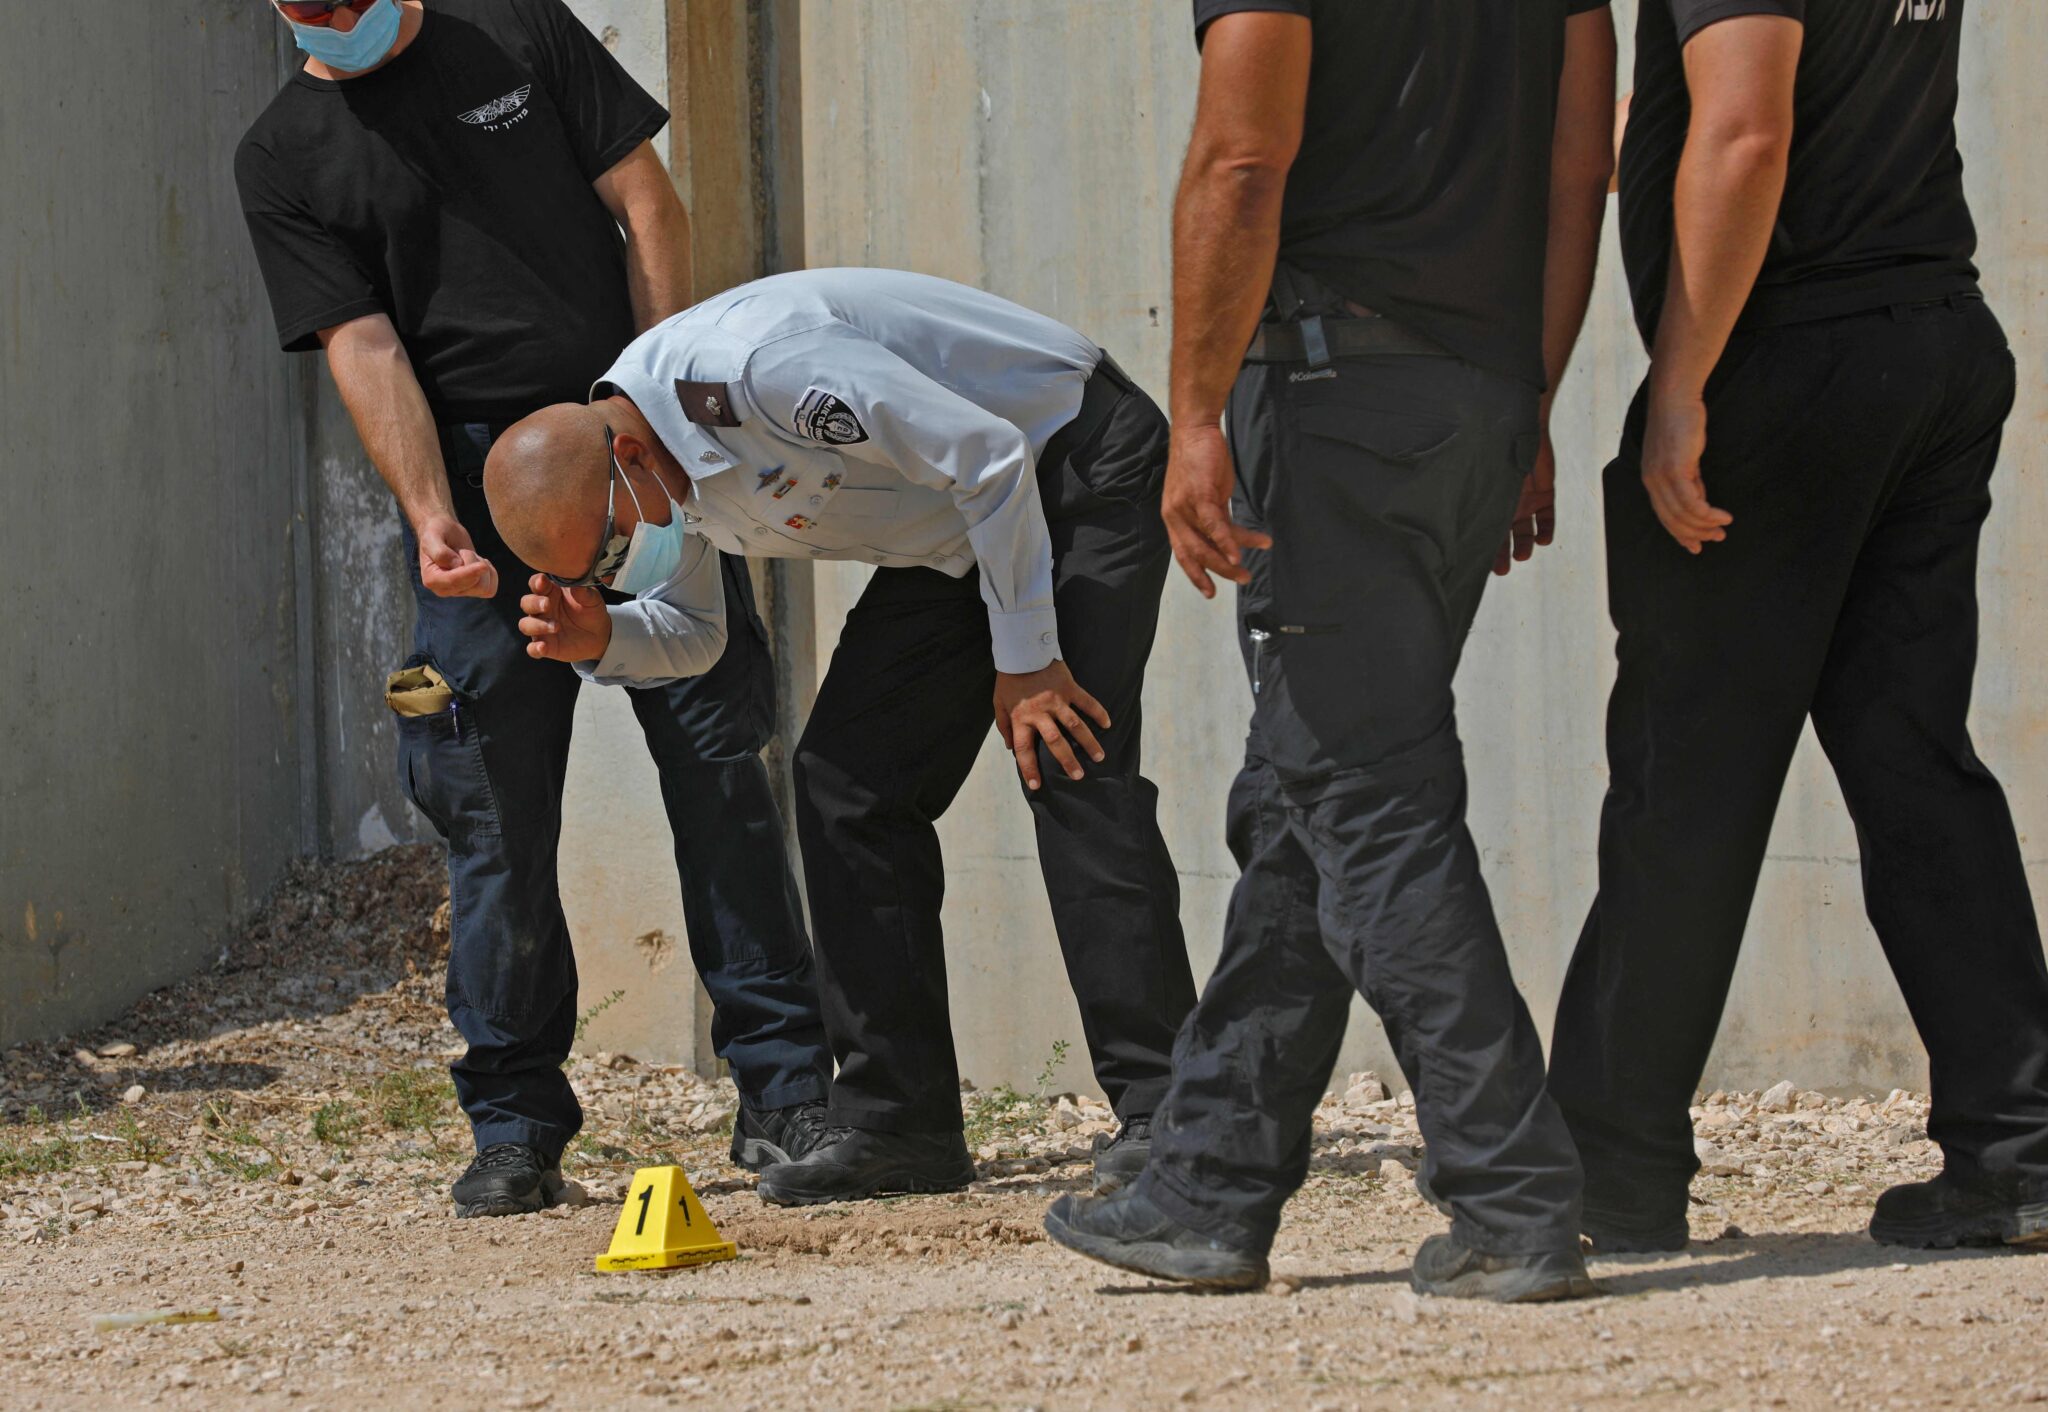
[451,1143,565,1219]
[1044,1189,1269,1291]
[729,1099,832,1172]
[1411,1232,1597,1303]
[1870,1169,2048,1250]
[755,1127,976,1206]
[1091,1116,1152,1194]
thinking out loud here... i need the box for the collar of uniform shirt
[590,373,739,482]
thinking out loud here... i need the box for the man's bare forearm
[596,142,695,332]
[623,201,693,332]
[1540,8,1618,416]
[1649,20,1801,400]
[1170,156,1288,433]
[1168,13,1307,434]
[320,314,452,531]
[1649,137,1787,398]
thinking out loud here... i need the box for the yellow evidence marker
[595,1164,737,1272]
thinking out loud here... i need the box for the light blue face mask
[287,0,404,72]
[609,467,693,597]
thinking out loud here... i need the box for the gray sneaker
[1091,1117,1152,1194]
[1045,1189,1268,1291]
[1410,1231,1597,1303]
[729,1099,832,1172]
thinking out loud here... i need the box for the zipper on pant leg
[1248,626,1272,695]
[1246,622,1338,695]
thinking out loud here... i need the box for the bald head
[483,401,615,578]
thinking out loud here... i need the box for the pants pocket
[395,667,502,844]
[1050,388,1170,517]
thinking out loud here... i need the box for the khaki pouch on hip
[384,664,456,717]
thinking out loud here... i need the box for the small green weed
[0,1127,81,1179]
[572,1134,640,1164]
[368,1069,456,1134]
[112,1108,166,1166]
[573,989,627,1046]
[961,1084,1040,1155]
[1033,1038,1071,1098]
[311,1101,364,1149]
[205,1148,277,1182]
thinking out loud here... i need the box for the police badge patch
[793,387,870,445]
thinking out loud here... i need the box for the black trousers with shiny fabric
[1549,295,2048,1228]
[1136,345,1584,1258]
[792,364,1198,1135]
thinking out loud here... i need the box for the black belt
[1042,349,1135,472]
[1244,314,1448,367]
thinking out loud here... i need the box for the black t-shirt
[1619,0,1979,345]
[235,0,667,423]
[1192,0,1609,389]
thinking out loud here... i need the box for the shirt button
[752,526,767,537]
[1040,632,1054,646]
[809,495,824,506]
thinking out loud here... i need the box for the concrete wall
[796,0,2048,1097]
[0,3,310,1044]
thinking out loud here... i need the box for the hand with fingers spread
[517,573,613,663]
[417,514,499,599]
[1640,392,1732,554]
[1494,428,1559,576]
[993,661,1111,791]
[1162,423,1273,599]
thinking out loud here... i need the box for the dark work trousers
[1549,296,2048,1228]
[1136,346,1584,1258]
[395,423,830,1163]
[791,363,1198,1134]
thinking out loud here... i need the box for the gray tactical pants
[1135,342,1584,1257]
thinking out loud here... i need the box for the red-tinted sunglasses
[274,0,377,25]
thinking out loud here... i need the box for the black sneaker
[1870,1169,2048,1250]
[755,1126,976,1206]
[730,1099,832,1172]
[451,1143,565,1219]
[1091,1116,1152,1194]
[1044,1189,1268,1291]
[1411,1231,1597,1303]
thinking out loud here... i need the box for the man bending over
[484,267,1199,1206]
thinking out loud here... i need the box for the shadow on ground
[1,845,445,1121]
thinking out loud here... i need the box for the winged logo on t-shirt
[457,85,532,126]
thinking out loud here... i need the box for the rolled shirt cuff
[576,607,658,688]
[988,605,1062,675]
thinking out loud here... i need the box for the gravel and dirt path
[3,847,2043,1409]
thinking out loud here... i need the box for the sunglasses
[546,426,639,589]
[273,0,378,25]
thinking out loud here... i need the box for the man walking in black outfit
[235,0,833,1218]
[1045,1,1617,1300]
[1548,0,2048,1254]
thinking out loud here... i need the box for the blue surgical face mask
[609,470,693,597]
[287,0,404,72]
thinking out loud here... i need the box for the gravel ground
[3,846,2044,1410]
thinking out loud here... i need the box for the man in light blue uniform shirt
[484,268,1198,1205]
